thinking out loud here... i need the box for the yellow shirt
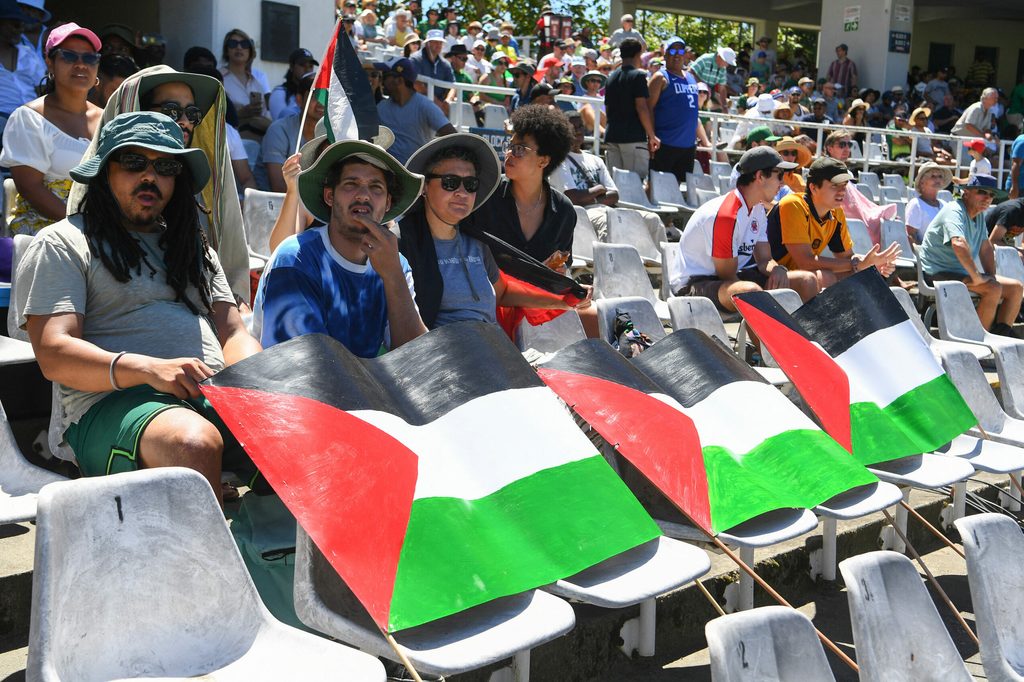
[768,192,852,268]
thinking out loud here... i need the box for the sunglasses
[153,101,203,125]
[427,173,480,192]
[779,149,798,157]
[834,141,853,148]
[114,152,184,177]
[54,48,100,65]
[502,141,535,158]
[770,169,786,179]
[225,38,252,49]
[666,48,686,56]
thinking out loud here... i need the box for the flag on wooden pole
[313,20,379,142]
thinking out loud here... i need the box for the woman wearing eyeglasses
[0,23,102,235]
[822,129,897,246]
[399,133,576,328]
[220,28,270,140]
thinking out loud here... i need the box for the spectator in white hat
[410,28,455,114]
[608,13,645,49]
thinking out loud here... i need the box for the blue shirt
[410,48,454,99]
[653,68,699,149]
[261,114,308,166]
[1008,134,1024,194]
[433,232,499,327]
[919,199,987,277]
[253,227,416,357]
[377,92,451,163]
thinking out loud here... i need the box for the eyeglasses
[666,48,686,56]
[114,152,184,176]
[225,38,252,49]
[153,101,203,125]
[53,49,100,65]
[426,173,480,192]
[502,141,535,158]
[834,141,853,148]
[779,149,798,157]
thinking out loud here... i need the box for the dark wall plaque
[261,1,300,63]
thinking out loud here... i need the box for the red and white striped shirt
[673,189,768,289]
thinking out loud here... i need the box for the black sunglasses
[426,173,480,192]
[225,38,252,49]
[114,152,184,177]
[834,141,853,148]
[153,101,203,125]
[54,48,100,65]
[666,48,686,56]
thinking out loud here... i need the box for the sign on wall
[894,4,912,22]
[888,31,911,54]
[261,1,301,63]
[843,5,860,32]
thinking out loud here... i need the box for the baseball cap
[746,77,759,87]
[746,126,780,145]
[289,48,318,66]
[807,157,853,185]
[736,146,796,174]
[47,22,102,53]
[570,55,586,67]
[717,46,737,66]
[964,138,987,154]
[787,86,801,96]
[663,35,685,51]
[373,56,418,83]
[425,29,444,43]
[696,82,709,93]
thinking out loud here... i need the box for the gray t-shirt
[377,93,451,163]
[433,232,499,327]
[16,214,235,433]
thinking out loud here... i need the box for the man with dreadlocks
[16,111,261,501]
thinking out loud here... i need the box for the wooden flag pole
[383,631,424,682]
[882,510,979,646]
[704,532,860,673]
[899,500,965,559]
[693,578,726,617]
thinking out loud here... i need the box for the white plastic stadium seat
[839,551,972,682]
[845,218,874,255]
[706,606,836,682]
[888,286,989,361]
[854,182,876,202]
[515,309,587,354]
[592,243,669,321]
[606,208,661,266]
[3,177,15,226]
[242,188,285,260]
[571,206,599,268]
[447,101,475,129]
[858,171,881,198]
[611,168,678,217]
[882,173,908,199]
[594,296,666,345]
[28,468,385,681]
[649,170,688,209]
[0,400,65,524]
[995,244,1024,284]
[482,103,507,130]
[880,219,916,269]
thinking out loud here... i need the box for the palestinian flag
[314,19,379,142]
[201,322,659,633]
[538,330,878,534]
[734,269,977,466]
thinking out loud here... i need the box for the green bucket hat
[70,111,211,193]
[298,140,423,224]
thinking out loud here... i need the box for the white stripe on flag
[328,67,358,141]
[833,319,944,409]
[653,382,821,457]
[349,387,596,501]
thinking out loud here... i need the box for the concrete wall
[818,0,913,93]
[910,18,1024,92]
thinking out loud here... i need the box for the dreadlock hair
[81,162,217,316]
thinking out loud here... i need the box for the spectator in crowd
[1,23,102,236]
[472,104,575,269]
[417,7,440,36]
[187,64,256,202]
[771,101,795,137]
[463,21,484,51]
[442,20,462,53]
[767,157,899,290]
[478,53,510,108]
[952,87,999,150]
[729,93,775,149]
[822,130,897,245]
[986,196,1024,259]
[17,111,260,496]
[68,65,252,301]
[567,55,586,94]
[755,36,776,72]
[182,46,217,72]
[90,53,139,108]
[842,98,868,146]
[819,81,841,122]
[826,44,858,97]
[220,28,270,140]
[254,137,427,354]
[465,39,490,81]
[579,70,606,135]
[965,53,996,89]
[959,137,992,180]
[0,0,45,137]
[931,92,961,135]
[924,67,950,109]
[18,0,50,59]
[411,29,454,113]
[604,38,658,178]
[262,72,322,192]
[785,86,808,118]
[399,133,576,328]
[648,36,707,185]
[268,48,318,121]
[905,162,953,243]
[690,45,736,109]
[774,135,812,195]
[749,50,770,82]
[556,110,663,244]
[509,62,535,111]
[375,57,455,164]
[402,33,422,59]
[670,147,817,307]
[494,29,519,60]
[908,106,954,164]
[797,75,814,106]
[387,9,416,48]
[919,174,1021,336]
[1007,128,1024,199]
[528,81,555,107]
[98,23,134,57]
[797,96,833,129]
[444,43,473,103]
[608,13,644,49]
[355,9,386,45]
[135,32,166,69]
[265,132,328,254]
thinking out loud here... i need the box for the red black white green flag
[734,269,977,466]
[538,330,878,534]
[200,322,659,632]
[313,20,379,142]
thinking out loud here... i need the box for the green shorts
[65,385,255,480]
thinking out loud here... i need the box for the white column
[818,0,915,94]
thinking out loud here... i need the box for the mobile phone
[249,92,262,107]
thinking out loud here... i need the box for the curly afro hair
[508,104,574,178]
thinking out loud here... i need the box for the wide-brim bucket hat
[405,132,501,210]
[136,70,222,116]
[69,111,210,192]
[914,162,954,193]
[298,140,423,224]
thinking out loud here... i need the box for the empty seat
[611,168,678,217]
[659,241,680,300]
[995,244,1024,284]
[937,189,954,203]
[592,243,669,320]
[242,188,286,260]
[881,186,904,204]
[954,513,1024,682]
[706,606,836,682]
[935,280,1015,349]
[913,242,939,328]
[607,208,661,266]
[839,551,972,682]
[649,170,689,209]
[28,468,386,681]
[696,188,719,205]
[447,101,475,129]
[481,103,507,130]
[0,400,65,524]
[571,206,599,267]
[882,173,908,198]
[515,309,587,354]
[889,286,989,361]
[667,296,729,345]
[880,219,916,268]
[708,161,732,179]
[594,296,665,345]
[858,170,881,198]
[848,139,863,159]
[846,218,875,254]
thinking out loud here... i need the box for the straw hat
[914,162,953,193]
[774,136,812,167]
[847,98,867,114]
[910,106,931,123]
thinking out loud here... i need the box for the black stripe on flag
[334,25,380,141]
[205,321,543,425]
[462,225,588,298]
[791,269,908,357]
[542,339,664,394]
[632,329,766,408]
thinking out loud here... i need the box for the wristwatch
[849,256,862,272]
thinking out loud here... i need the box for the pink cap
[46,23,103,54]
